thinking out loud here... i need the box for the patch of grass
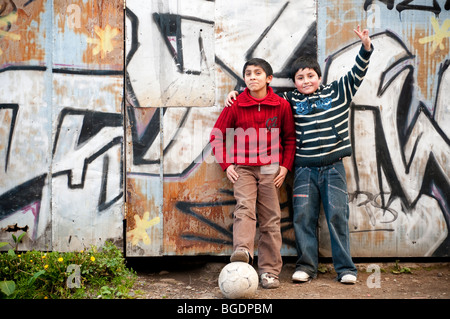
[0,240,137,299]
[317,264,329,274]
[391,260,412,274]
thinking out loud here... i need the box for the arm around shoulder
[279,99,296,171]
[209,105,236,171]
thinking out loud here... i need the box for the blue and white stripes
[284,44,373,167]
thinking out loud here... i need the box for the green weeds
[392,260,413,274]
[0,238,137,299]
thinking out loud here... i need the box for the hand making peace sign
[353,25,372,51]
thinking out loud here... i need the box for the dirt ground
[127,257,450,300]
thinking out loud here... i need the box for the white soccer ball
[218,262,259,299]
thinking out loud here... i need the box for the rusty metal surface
[1,0,448,258]
[161,160,296,256]
[0,0,124,252]
[318,0,449,257]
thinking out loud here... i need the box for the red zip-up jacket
[210,86,296,172]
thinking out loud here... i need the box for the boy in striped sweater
[226,26,373,285]
[286,26,372,285]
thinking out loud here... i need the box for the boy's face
[244,65,273,97]
[294,68,321,95]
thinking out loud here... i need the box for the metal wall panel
[0,0,124,252]
[1,0,54,251]
[317,0,449,257]
[1,0,448,258]
[124,0,316,256]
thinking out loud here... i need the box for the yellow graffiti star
[419,17,450,54]
[129,212,160,246]
[86,24,120,58]
[0,11,20,55]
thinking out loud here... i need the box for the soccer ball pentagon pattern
[218,262,259,299]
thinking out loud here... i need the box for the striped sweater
[282,44,373,167]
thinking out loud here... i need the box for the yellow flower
[80,250,84,254]
[58,257,63,262]
[42,254,46,259]
[90,256,95,262]
[44,265,49,269]
[17,254,21,258]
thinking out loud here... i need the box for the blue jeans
[292,161,357,280]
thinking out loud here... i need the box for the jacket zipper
[258,103,260,111]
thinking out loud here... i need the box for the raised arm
[332,26,373,105]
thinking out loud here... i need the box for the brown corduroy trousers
[232,164,282,276]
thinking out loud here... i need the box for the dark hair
[242,58,273,78]
[290,55,321,82]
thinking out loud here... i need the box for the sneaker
[260,273,280,289]
[340,274,357,284]
[230,249,249,263]
[292,270,310,282]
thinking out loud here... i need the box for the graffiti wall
[1,0,448,258]
[316,0,449,257]
[0,0,124,252]
[124,0,317,256]
[124,0,449,257]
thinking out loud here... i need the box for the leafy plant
[392,260,412,274]
[1,231,26,252]
[12,232,27,251]
[0,281,16,297]
[0,241,137,299]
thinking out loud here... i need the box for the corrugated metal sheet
[0,0,124,252]
[317,0,449,257]
[1,0,448,258]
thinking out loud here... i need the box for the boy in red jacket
[210,58,296,289]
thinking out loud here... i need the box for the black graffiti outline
[0,106,124,242]
[327,31,450,255]
[244,1,290,60]
[0,174,47,240]
[152,13,214,75]
[0,104,18,173]
[175,186,296,249]
[52,108,124,211]
[363,0,449,14]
